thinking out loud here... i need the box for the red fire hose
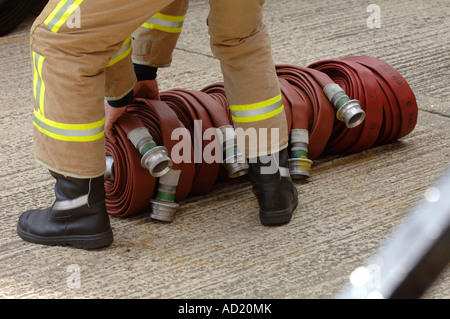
[104,56,418,219]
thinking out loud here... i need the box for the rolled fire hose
[104,56,418,220]
[308,56,417,154]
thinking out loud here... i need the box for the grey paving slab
[0,0,448,299]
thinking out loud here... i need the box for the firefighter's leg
[208,0,297,225]
[18,0,174,249]
[132,0,189,99]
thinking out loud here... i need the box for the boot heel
[72,230,114,249]
[249,149,299,226]
[259,191,298,226]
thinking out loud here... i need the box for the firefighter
[17,0,298,249]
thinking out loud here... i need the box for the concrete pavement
[0,0,448,299]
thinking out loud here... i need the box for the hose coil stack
[104,55,418,219]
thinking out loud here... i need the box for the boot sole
[259,199,298,226]
[260,195,299,226]
[17,226,113,250]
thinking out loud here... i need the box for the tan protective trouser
[132,0,189,68]
[31,0,288,178]
[105,0,188,101]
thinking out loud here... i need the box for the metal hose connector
[150,169,181,222]
[140,145,172,178]
[216,125,249,178]
[323,83,366,128]
[288,157,314,179]
[288,129,313,180]
[127,127,172,178]
[105,155,115,180]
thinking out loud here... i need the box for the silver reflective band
[231,99,283,119]
[108,36,132,66]
[44,0,83,33]
[147,16,184,30]
[33,113,104,137]
[279,167,290,178]
[53,194,88,211]
[112,39,131,59]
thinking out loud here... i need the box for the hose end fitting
[150,169,181,222]
[105,155,115,180]
[140,145,172,178]
[289,129,313,180]
[150,198,179,222]
[224,152,249,178]
[288,157,313,180]
[336,100,366,129]
[127,127,172,178]
[217,125,249,178]
[323,83,366,128]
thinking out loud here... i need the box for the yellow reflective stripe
[44,0,84,33]
[107,36,132,67]
[232,106,284,123]
[32,52,46,115]
[33,109,105,142]
[142,12,185,33]
[43,0,68,28]
[230,94,282,112]
[230,94,284,123]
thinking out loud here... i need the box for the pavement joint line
[0,38,218,61]
[0,36,30,44]
[175,47,216,59]
[419,108,450,118]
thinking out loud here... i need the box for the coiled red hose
[105,56,418,217]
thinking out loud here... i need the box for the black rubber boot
[248,148,298,226]
[17,171,113,249]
